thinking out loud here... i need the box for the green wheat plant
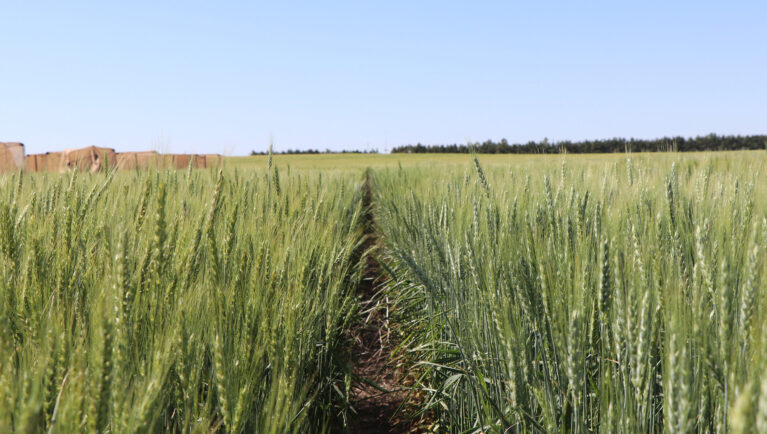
[0,166,366,432]
[2,150,766,433]
[374,152,767,433]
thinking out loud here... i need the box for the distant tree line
[391,134,767,154]
[250,148,379,155]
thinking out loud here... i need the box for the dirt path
[347,174,409,433]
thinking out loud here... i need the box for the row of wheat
[375,152,767,432]
[0,167,366,432]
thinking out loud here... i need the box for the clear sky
[2,1,765,155]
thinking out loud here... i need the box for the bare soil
[346,175,410,434]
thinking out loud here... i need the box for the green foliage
[392,133,767,154]
[0,168,365,432]
[375,153,767,432]
[3,151,767,433]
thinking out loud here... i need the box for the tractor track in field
[346,173,410,434]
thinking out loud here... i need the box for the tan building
[60,146,117,173]
[0,142,25,173]
[115,151,161,170]
[25,152,63,172]
[5,142,223,173]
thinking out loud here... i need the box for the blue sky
[1,1,765,155]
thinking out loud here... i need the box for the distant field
[226,150,766,171]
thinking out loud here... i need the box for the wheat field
[374,152,767,432]
[0,166,367,432]
[0,151,765,432]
